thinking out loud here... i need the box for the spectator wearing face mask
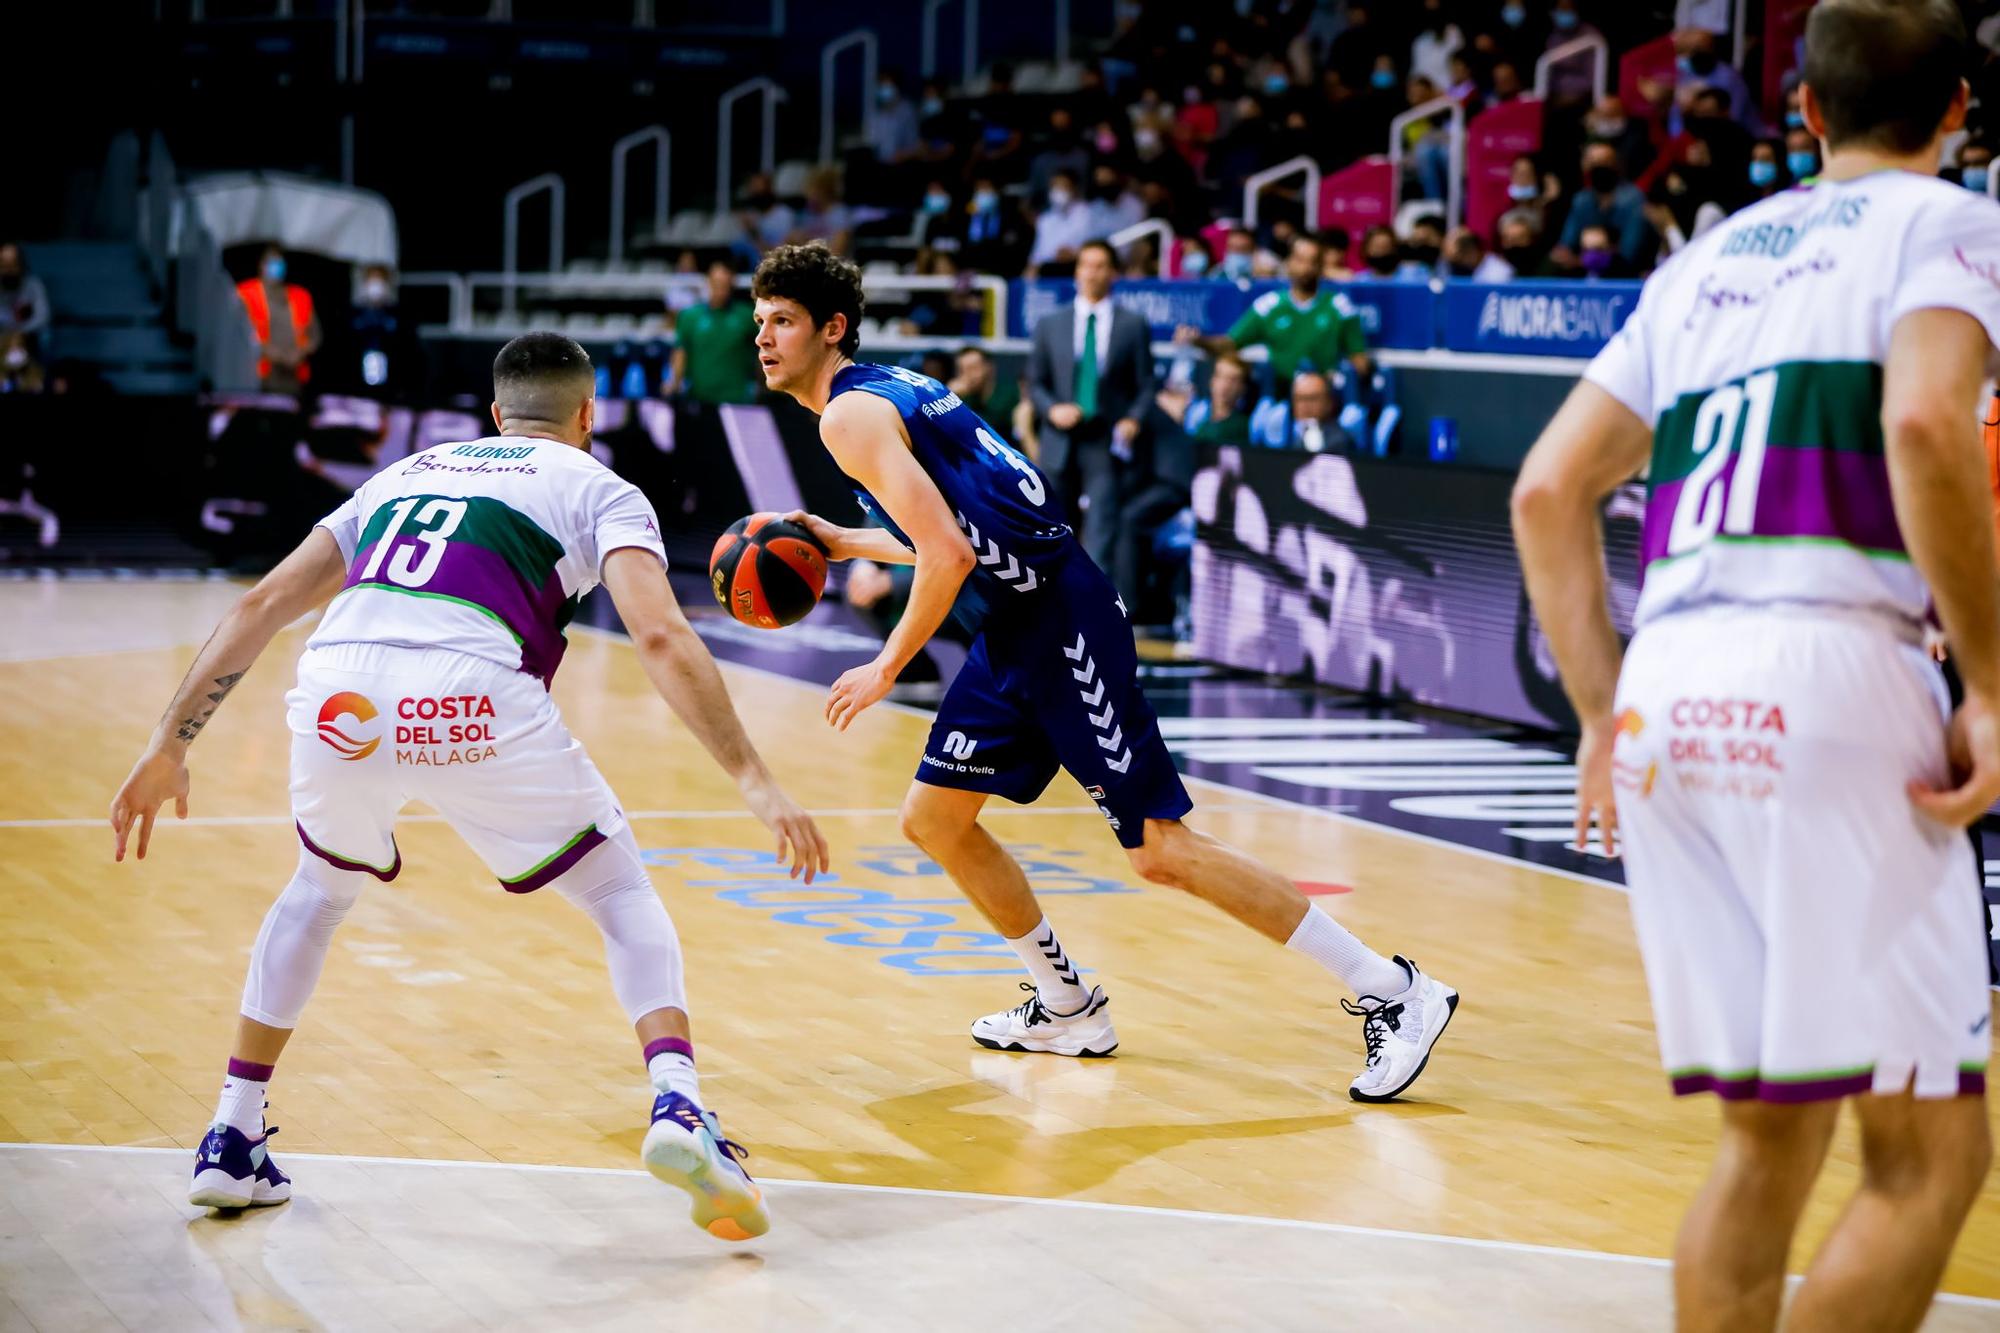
[1399,215,1447,281]
[1958,142,1993,196]
[1208,226,1262,284]
[1643,168,1729,256]
[1028,107,1090,210]
[1502,153,1564,237]
[237,244,321,396]
[1640,85,1753,202]
[1028,169,1096,274]
[1555,143,1657,275]
[0,243,50,367]
[1329,2,1394,90]
[1669,27,1766,138]
[1496,212,1551,277]
[1542,0,1605,106]
[1586,95,1654,181]
[959,177,1031,275]
[1571,224,1625,280]
[1747,139,1787,200]
[1444,227,1514,282]
[1784,127,1821,187]
[870,72,921,164]
[1358,225,1406,281]
[347,264,416,395]
[1084,165,1146,240]
[1490,0,1548,84]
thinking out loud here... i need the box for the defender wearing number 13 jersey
[301,437,665,888]
[1589,170,2000,1103]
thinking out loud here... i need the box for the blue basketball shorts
[914,553,1193,848]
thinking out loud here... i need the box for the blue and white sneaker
[640,1092,768,1242]
[188,1123,292,1209]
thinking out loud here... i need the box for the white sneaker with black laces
[1345,956,1458,1103]
[971,982,1118,1057]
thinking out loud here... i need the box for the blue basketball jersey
[828,362,1075,610]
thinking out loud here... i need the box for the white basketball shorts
[1612,609,1990,1103]
[287,642,625,891]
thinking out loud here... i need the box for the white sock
[1287,906,1411,1000]
[648,1052,702,1104]
[1004,917,1092,1013]
[214,1075,268,1135]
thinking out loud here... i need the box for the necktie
[1076,311,1100,419]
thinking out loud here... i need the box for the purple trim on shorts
[643,1037,694,1066]
[500,825,607,894]
[227,1058,275,1083]
[295,821,401,882]
[1672,1068,1988,1103]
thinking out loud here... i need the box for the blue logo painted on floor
[640,844,1139,976]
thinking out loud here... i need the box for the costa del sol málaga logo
[317,692,381,761]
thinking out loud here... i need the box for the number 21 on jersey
[1665,368,1778,557]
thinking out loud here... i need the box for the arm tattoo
[173,672,246,745]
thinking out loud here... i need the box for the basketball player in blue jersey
[752,241,1457,1100]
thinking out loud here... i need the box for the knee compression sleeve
[552,826,687,1023]
[240,849,369,1028]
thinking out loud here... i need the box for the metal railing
[1533,33,1609,102]
[1242,155,1322,231]
[1388,95,1466,231]
[717,77,783,211]
[431,271,1008,342]
[921,0,978,81]
[502,174,566,312]
[1109,218,1174,270]
[610,126,671,264]
[820,30,879,165]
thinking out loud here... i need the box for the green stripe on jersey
[356,494,565,589]
[1651,359,1882,486]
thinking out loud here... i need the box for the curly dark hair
[752,242,865,356]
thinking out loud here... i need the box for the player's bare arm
[783,511,917,566]
[816,389,977,731]
[600,547,829,881]
[1883,307,2000,825]
[1511,380,1653,854]
[110,527,349,862]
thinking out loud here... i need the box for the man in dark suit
[1026,239,1152,568]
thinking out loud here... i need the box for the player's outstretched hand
[1911,694,2000,828]
[109,746,191,863]
[781,510,854,562]
[742,775,830,883]
[1572,715,1619,857]
[827,657,896,732]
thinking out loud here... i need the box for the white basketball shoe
[1344,956,1458,1103]
[971,983,1118,1057]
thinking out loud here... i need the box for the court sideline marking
[5,1142,1995,1309]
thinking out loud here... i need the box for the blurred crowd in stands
[725,0,1997,286]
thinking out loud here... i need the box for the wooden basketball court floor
[3,579,1998,1331]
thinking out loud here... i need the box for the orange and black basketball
[709,513,829,629]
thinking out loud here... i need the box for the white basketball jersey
[309,437,667,684]
[1585,171,2000,632]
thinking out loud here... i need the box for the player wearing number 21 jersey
[1514,2,2000,1323]
[750,240,1457,1101]
[109,333,827,1242]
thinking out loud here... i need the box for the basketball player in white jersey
[1515,3,2000,1326]
[109,333,827,1242]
